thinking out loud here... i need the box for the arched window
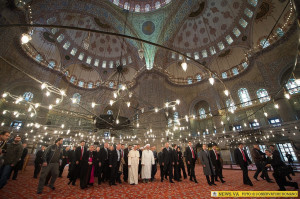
[174,112,179,125]
[276,28,284,37]
[70,76,76,83]
[48,61,56,69]
[72,93,81,103]
[135,4,140,12]
[286,79,300,94]
[196,74,201,82]
[187,77,193,84]
[238,88,252,107]
[107,110,113,115]
[113,0,119,5]
[23,92,33,102]
[124,2,130,10]
[260,39,270,48]
[155,1,161,9]
[57,34,64,43]
[47,17,56,24]
[257,89,270,103]
[63,41,70,50]
[78,81,84,87]
[199,108,207,119]
[226,99,236,113]
[145,4,151,12]
[109,81,114,88]
[35,54,43,62]
[88,82,93,88]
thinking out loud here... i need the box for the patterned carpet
[0,165,299,199]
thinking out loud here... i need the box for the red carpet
[0,165,299,198]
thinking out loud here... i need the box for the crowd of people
[0,130,298,194]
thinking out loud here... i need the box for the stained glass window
[23,92,33,102]
[238,88,252,107]
[257,89,270,103]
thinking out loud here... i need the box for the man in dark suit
[177,147,187,179]
[34,146,46,178]
[72,140,87,185]
[234,143,253,186]
[209,144,225,183]
[67,146,76,185]
[108,144,120,186]
[158,147,165,180]
[269,145,281,160]
[172,144,180,182]
[251,144,272,182]
[59,146,70,178]
[265,150,298,191]
[123,145,131,182]
[99,143,109,183]
[185,141,197,183]
[162,142,174,183]
[151,146,158,181]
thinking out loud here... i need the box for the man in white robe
[128,145,139,185]
[141,144,155,183]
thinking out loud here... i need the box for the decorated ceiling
[22,0,295,90]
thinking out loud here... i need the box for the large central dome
[108,0,172,12]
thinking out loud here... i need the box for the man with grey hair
[141,144,154,183]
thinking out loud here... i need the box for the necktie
[241,149,247,162]
[215,150,218,160]
[191,147,195,159]
[80,147,83,160]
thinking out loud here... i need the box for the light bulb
[60,90,65,95]
[209,77,214,85]
[285,93,290,99]
[1,122,4,126]
[113,92,117,98]
[264,112,268,117]
[274,104,279,109]
[121,85,126,90]
[116,119,119,124]
[109,100,114,106]
[224,90,229,96]
[41,83,47,90]
[137,123,139,128]
[155,108,158,113]
[21,33,31,44]
[3,110,7,115]
[2,93,8,98]
[35,103,39,108]
[181,62,187,71]
[30,113,34,117]
[92,102,96,108]
[72,98,77,104]
[176,99,180,105]
[56,98,60,104]
[49,105,53,109]
[185,115,188,122]
[61,124,65,128]
[127,102,130,107]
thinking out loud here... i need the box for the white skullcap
[140,147,144,150]
[145,144,150,147]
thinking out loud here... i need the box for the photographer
[265,149,298,191]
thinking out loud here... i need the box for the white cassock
[141,150,155,179]
[128,149,140,184]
